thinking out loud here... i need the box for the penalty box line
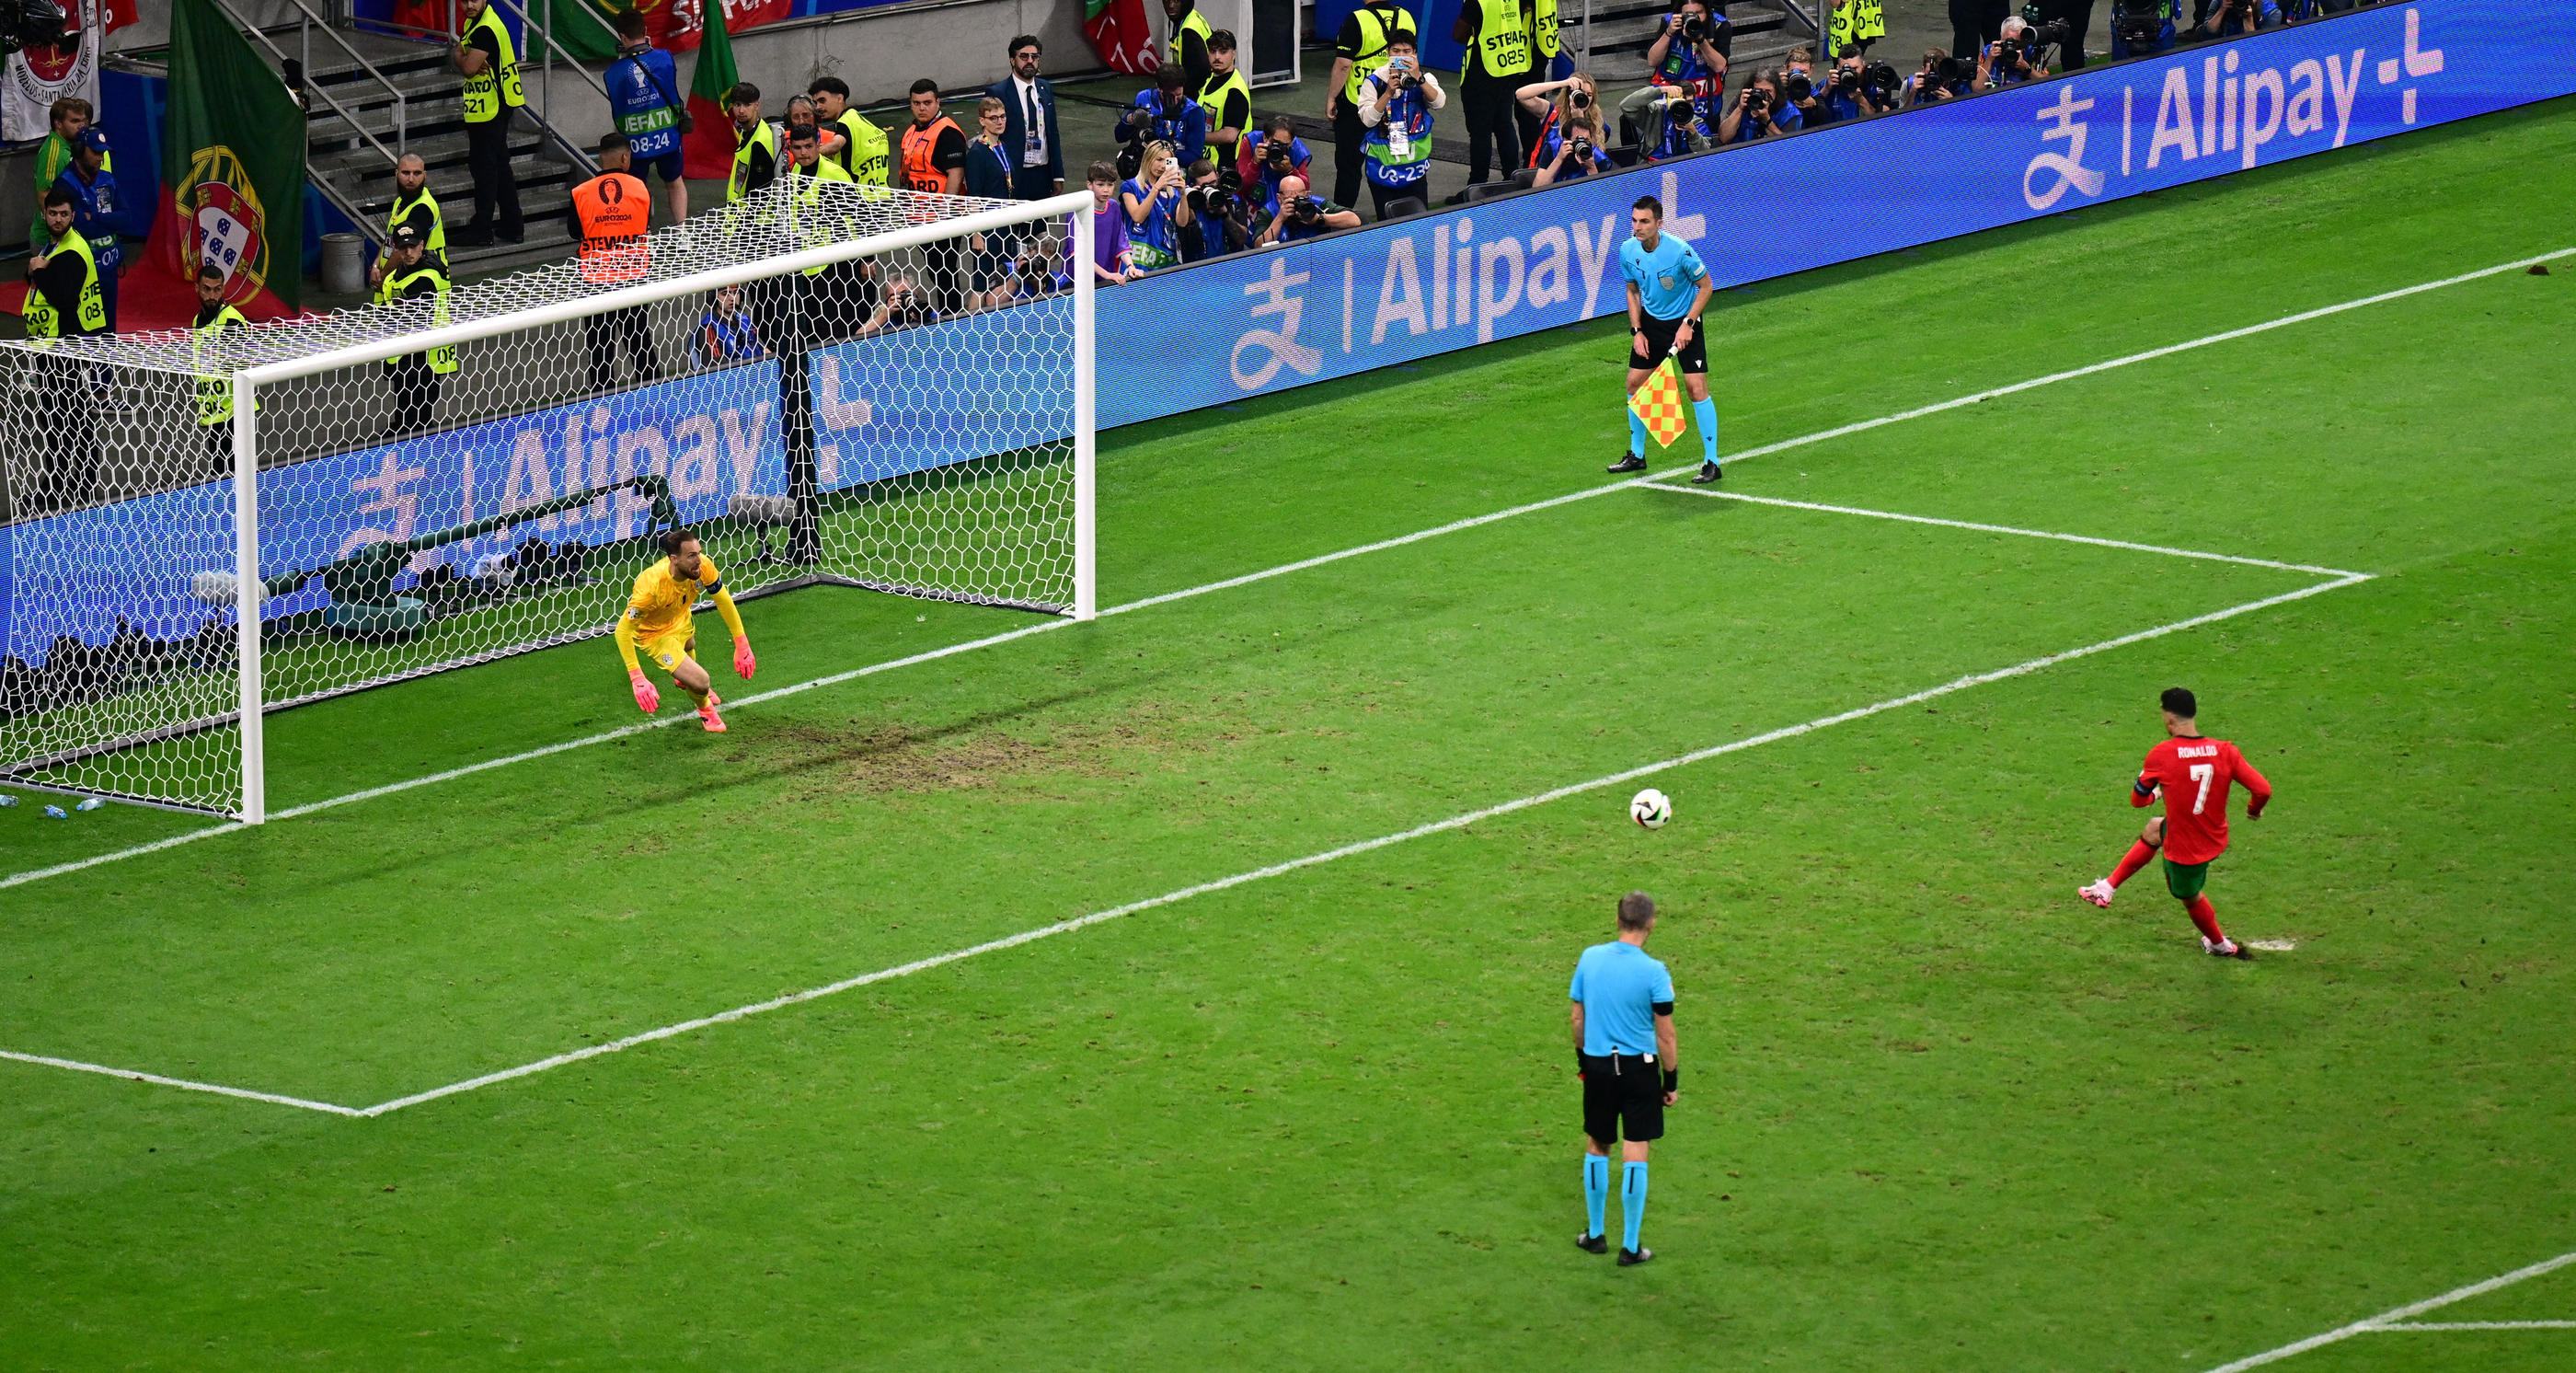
[8,244,2553,892]
[2199,1248,2576,1371]
[0,569,2368,1118]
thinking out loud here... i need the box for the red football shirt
[2133,736,2271,865]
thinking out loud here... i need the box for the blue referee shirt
[1617,232,1708,323]
[1570,940,1674,1057]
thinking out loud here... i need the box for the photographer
[1113,63,1207,180]
[1820,53,1893,121]
[1357,36,1445,221]
[2194,0,2280,38]
[1517,74,1612,186]
[1635,0,1725,159]
[1717,69,1799,144]
[1973,17,2037,90]
[1256,176,1362,246]
[1236,113,1312,216]
[1182,159,1250,261]
[1621,85,1715,163]
[1903,49,1971,106]
[2109,0,2177,55]
[1119,140,1194,271]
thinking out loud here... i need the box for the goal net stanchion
[0,181,1097,822]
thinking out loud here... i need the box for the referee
[1604,195,1722,485]
[1569,890,1678,1265]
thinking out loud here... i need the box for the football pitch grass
[4,96,2572,1368]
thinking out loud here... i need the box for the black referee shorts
[1628,313,1708,375]
[1581,1053,1665,1145]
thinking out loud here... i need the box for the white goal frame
[5,184,1097,824]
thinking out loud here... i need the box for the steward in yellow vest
[191,265,257,473]
[1198,31,1254,178]
[1163,0,1215,89]
[727,84,780,203]
[374,228,455,437]
[452,0,525,245]
[22,194,104,340]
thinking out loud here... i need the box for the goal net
[0,180,1097,821]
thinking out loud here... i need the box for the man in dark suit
[985,35,1065,200]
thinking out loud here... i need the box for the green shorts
[2162,857,2211,902]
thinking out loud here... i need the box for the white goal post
[0,181,1097,822]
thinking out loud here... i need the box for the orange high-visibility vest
[570,170,652,283]
[899,116,961,192]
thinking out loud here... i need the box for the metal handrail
[279,0,409,153]
[480,0,610,178]
[204,0,404,173]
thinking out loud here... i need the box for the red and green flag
[136,0,305,326]
[681,0,742,179]
[1083,0,1159,75]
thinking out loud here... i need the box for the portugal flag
[133,0,305,328]
[1083,0,1158,75]
[680,0,742,180]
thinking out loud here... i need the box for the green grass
[3,96,2573,1370]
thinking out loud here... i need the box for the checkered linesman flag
[1627,357,1688,448]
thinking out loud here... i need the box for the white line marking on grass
[2375,1321,2576,1331]
[1634,484,2369,579]
[2247,939,2298,952]
[344,573,2367,1116]
[0,571,2371,1114]
[0,1049,365,1117]
[2197,1249,2576,1370]
[12,244,2539,889]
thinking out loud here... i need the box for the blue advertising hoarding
[1087,0,2572,426]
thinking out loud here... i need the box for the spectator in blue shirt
[691,285,766,370]
[605,9,688,225]
[1119,140,1193,271]
[1113,64,1206,180]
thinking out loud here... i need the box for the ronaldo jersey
[2134,735,2271,865]
[626,554,724,641]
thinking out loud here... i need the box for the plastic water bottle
[43,804,67,819]
[74,798,102,812]
[0,794,17,807]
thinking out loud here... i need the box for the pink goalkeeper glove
[629,669,660,714]
[733,640,756,679]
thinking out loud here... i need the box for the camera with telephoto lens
[0,0,68,55]
[1781,74,1813,104]
[2018,5,2077,51]
[2110,0,2166,47]
[1286,194,1323,221]
[1929,55,1971,87]
[1677,11,1710,41]
[1570,88,1593,110]
[1568,134,1595,163]
[1260,137,1295,167]
[1860,61,1902,104]
[1741,86,1771,119]
[1193,184,1239,220]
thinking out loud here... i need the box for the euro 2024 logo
[178,144,270,304]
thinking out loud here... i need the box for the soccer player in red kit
[2078,686,2271,959]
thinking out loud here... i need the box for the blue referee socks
[1693,398,1719,467]
[1582,1154,1610,1240]
[1621,1160,1650,1253]
[1627,409,1649,460]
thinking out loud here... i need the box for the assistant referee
[1569,890,1678,1265]
[1605,195,1722,485]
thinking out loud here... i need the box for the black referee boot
[1692,460,1722,484]
[1606,454,1648,474]
[1574,1231,1609,1255]
[1618,1246,1655,1266]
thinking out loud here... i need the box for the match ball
[1629,788,1672,829]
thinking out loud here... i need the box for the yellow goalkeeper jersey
[625,555,725,640]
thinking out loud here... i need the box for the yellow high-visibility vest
[458,6,523,123]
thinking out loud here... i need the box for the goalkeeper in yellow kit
[616,528,756,732]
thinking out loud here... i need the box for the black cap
[389,225,424,248]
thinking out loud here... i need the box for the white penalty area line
[1632,484,2369,579]
[2199,1249,2576,1370]
[3,570,2368,1118]
[10,243,2555,892]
